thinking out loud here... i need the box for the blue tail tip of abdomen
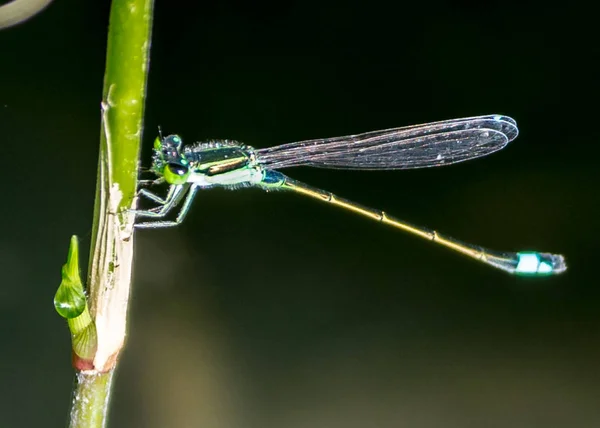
[516,252,567,275]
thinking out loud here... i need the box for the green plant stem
[68,0,154,426]
[70,372,114,426]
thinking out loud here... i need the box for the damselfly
[133,114,566,276]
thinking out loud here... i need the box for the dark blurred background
[1,1,598,427]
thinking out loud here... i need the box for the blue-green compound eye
[154,135,183,151]
[165,135,182,150]
[164,162,190,184]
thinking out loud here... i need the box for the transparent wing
[255,114,518,170]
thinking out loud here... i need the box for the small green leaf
[54,235,98,362]
[54,236,86,318]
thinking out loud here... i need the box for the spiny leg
[133,184,185,227]
[137,184,182,208]
[139,177,166,186]
[134,183,188,219]
[135,185,199,229]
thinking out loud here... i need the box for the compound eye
[164,135,183,150]
[164,162,190,184]
[167,162,188,176]
[154,134,183,152]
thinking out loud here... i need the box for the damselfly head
[152,134,185,175]
[154,134,183,155]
